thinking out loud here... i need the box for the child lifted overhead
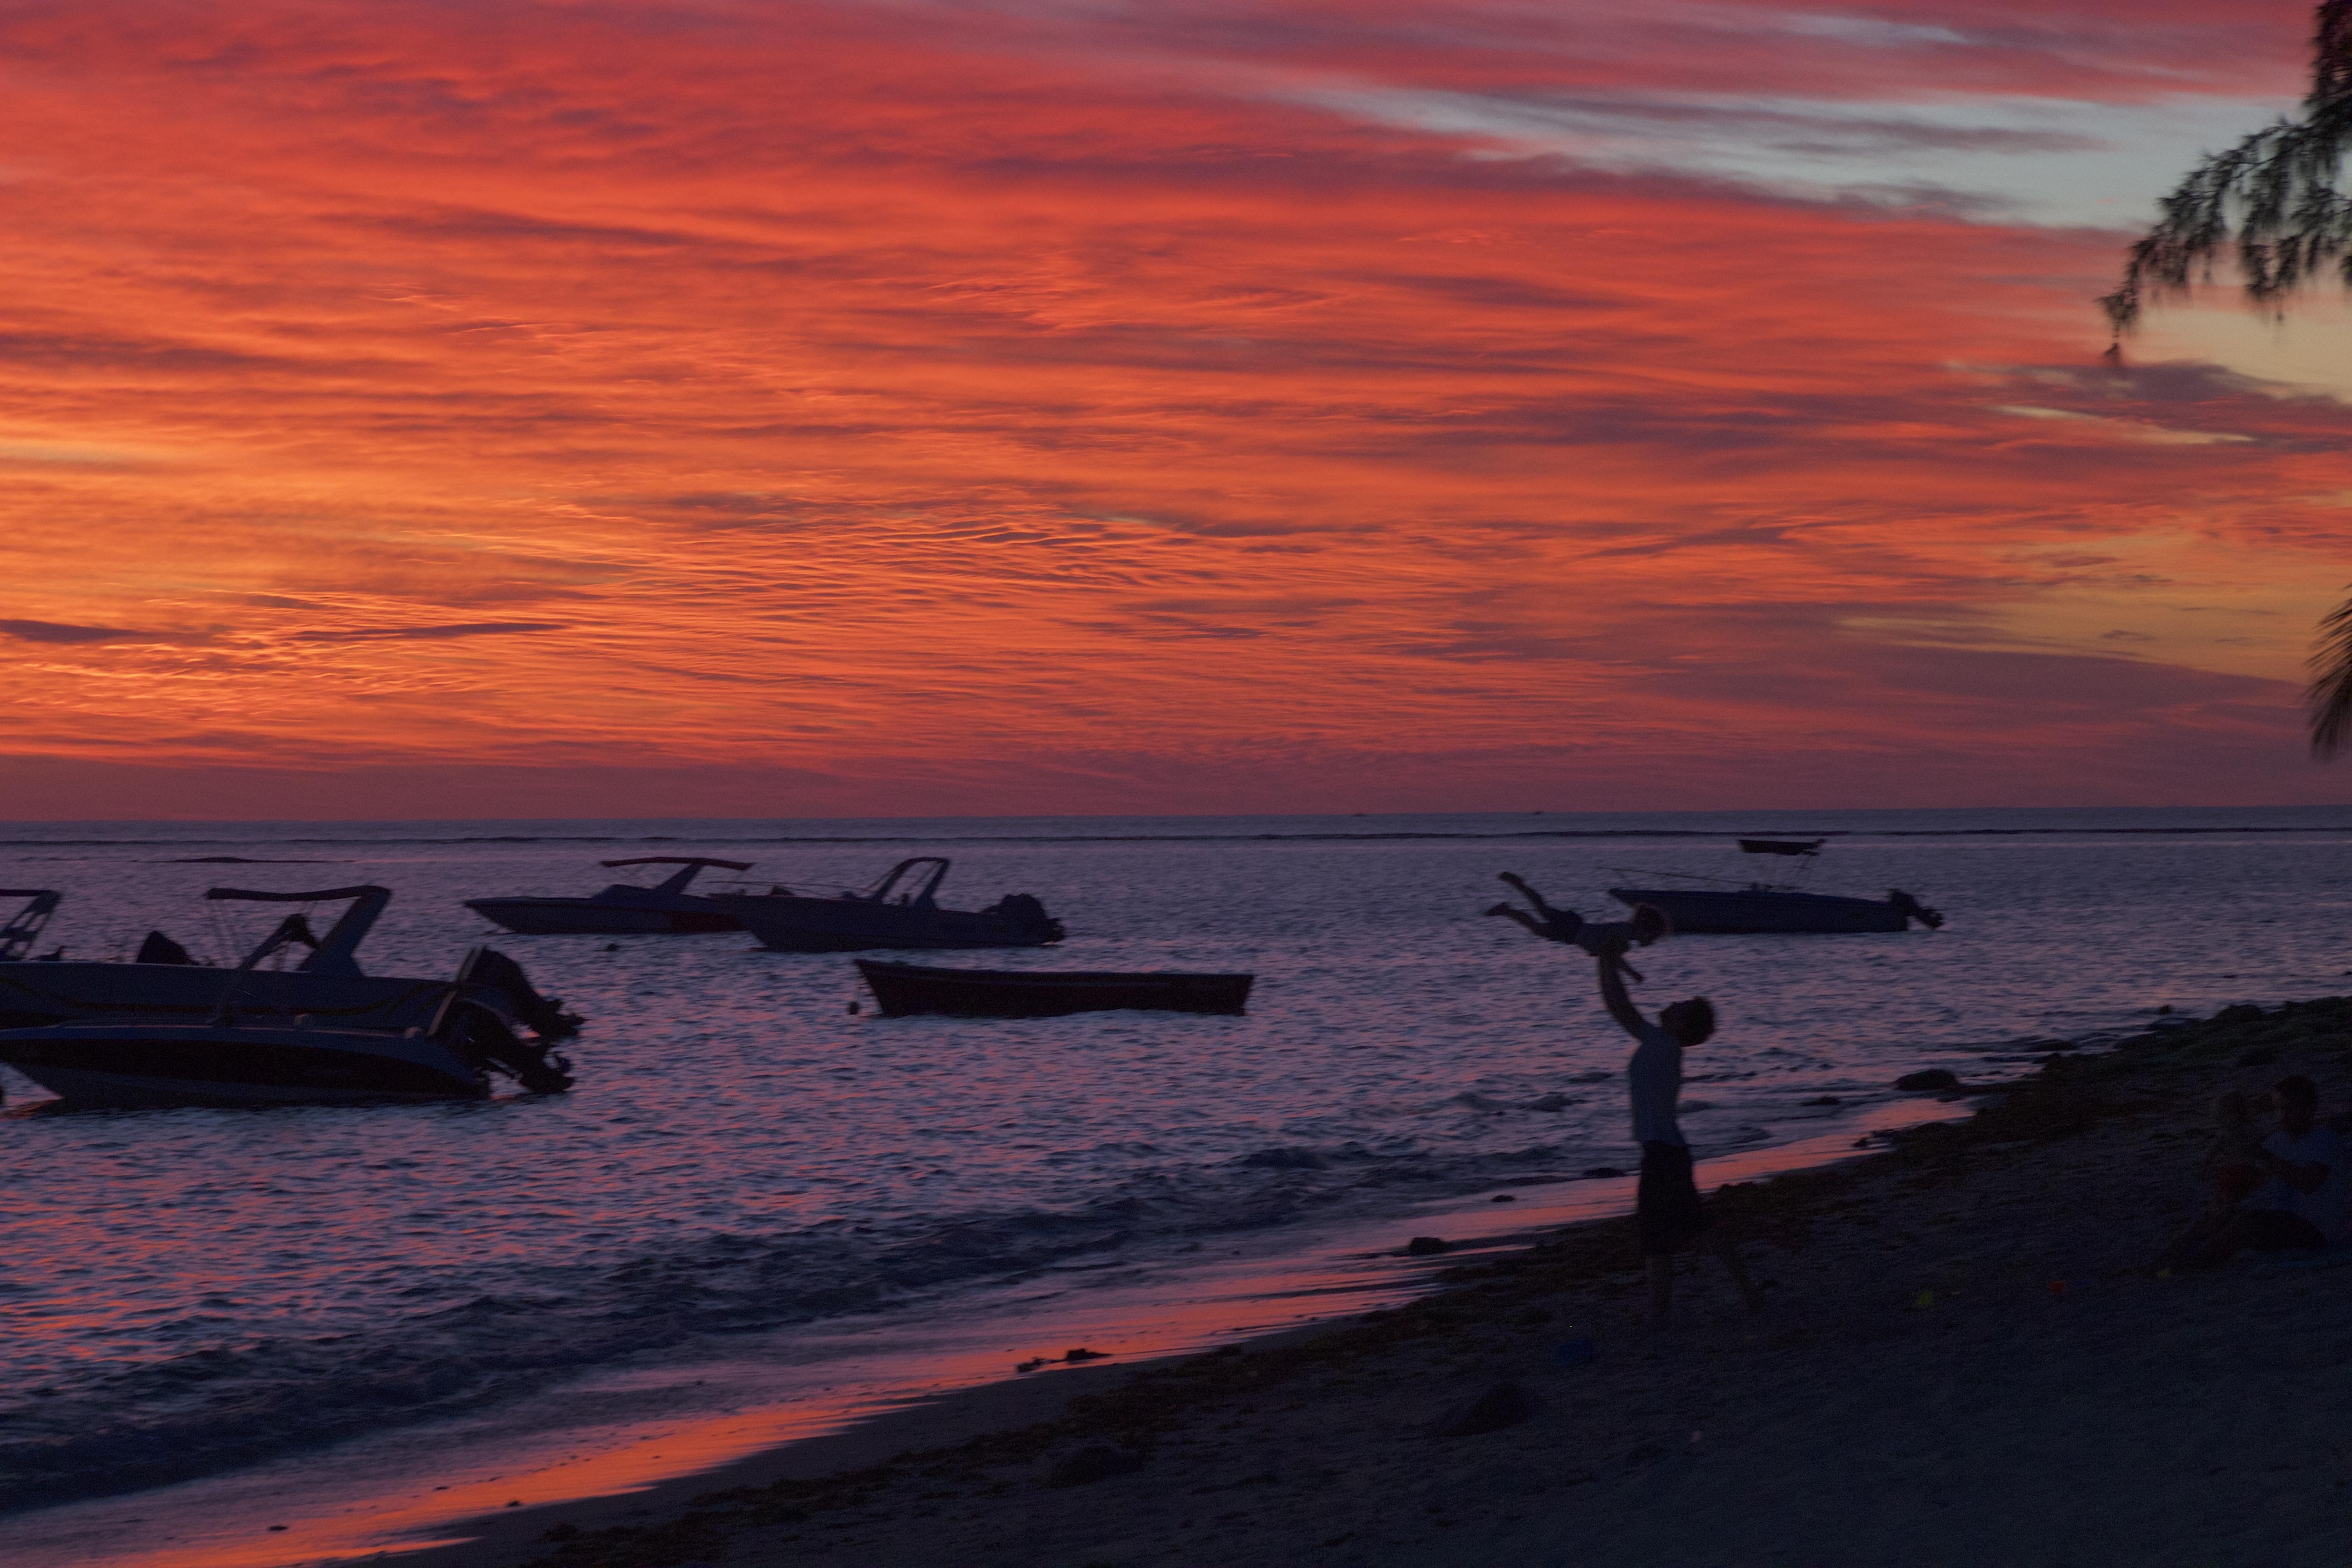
[1488,872,1759,1323]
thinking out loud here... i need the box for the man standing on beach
[1594,940,1763,1323]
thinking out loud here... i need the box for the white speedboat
[464,857,754,935]
[1607,839,1943,935]
[710,858,1063,952]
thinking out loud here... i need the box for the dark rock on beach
[1405,1236,1449,1256]
[1046,1446,1147,1487]
[1443,1381,1537,1437]
[1895,1069,1961,1092]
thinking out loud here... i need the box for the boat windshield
[0,889,61,961]
[598,857,754,896]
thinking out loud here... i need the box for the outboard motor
[456,946,583,1043]
[985,892,1066,945]
[1888,890,1945,930]
[438,998,574,1094]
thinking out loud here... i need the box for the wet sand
[405,997,2352,1568]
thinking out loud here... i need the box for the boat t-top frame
[0,889,62,962]
[848,858,951,907]
[206,886,391,978]
[598,857,754,896]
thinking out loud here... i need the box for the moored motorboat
[1605,886,1938,934]
[464,857,755,935]
[0,910,575,1107]
[712,859,1063,952]
[0,885,579,1042]
[1607,839,1943,935]
[855,959,1251,1017]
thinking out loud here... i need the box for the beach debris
[1063,1347,1108,1362]
[1046,1445,1147,1487]
[1895,1069,1962,1092]
[1552,1338,1597,1367]
[1404,1235,1449,1256]
[1015,1357,1049,1373]
[1581,1166,1627,1179]
[1490,1193,1516,1202]
[267,1525,287,1532]
[1442,1380,1538,1437]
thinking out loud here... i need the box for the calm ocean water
[4,806,2350,1508]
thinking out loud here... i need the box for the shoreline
[9,1097,1969,1568]
[409,995,2352,1568]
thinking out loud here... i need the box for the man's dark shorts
[1637,1140,1710,1255]
[2243,1208,2328,1252]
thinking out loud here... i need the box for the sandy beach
[389,997,2352,1568]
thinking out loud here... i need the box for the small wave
[0,1138,1611,1511]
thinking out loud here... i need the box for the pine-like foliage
[2101,1,2352,334]
[2101,3,2352,759]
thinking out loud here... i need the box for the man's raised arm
[1596,950,1646,1039]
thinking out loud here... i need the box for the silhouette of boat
[712,859,1064,952]
[0,903,574,1107]
[855,960,1251,1017]
[0,886,580,1042]
[464,857,753,935]
[1608,840,1943,935]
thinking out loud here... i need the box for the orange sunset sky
[4,0,2349,818]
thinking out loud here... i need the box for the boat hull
[0,1023,490,1107]
[1608,887,1912,935]
[462,897,739,936]
[0,962,460,1033]
[715,896,1059,953]
[857,960,1252,1017]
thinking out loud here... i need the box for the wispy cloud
[0,0,2340,811]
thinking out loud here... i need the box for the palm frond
[2309,593,2352,759]
[2102,1,2352,334]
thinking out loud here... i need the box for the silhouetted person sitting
[2176,1075,2348,1268]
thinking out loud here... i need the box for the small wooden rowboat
[854,960,1253,1018]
